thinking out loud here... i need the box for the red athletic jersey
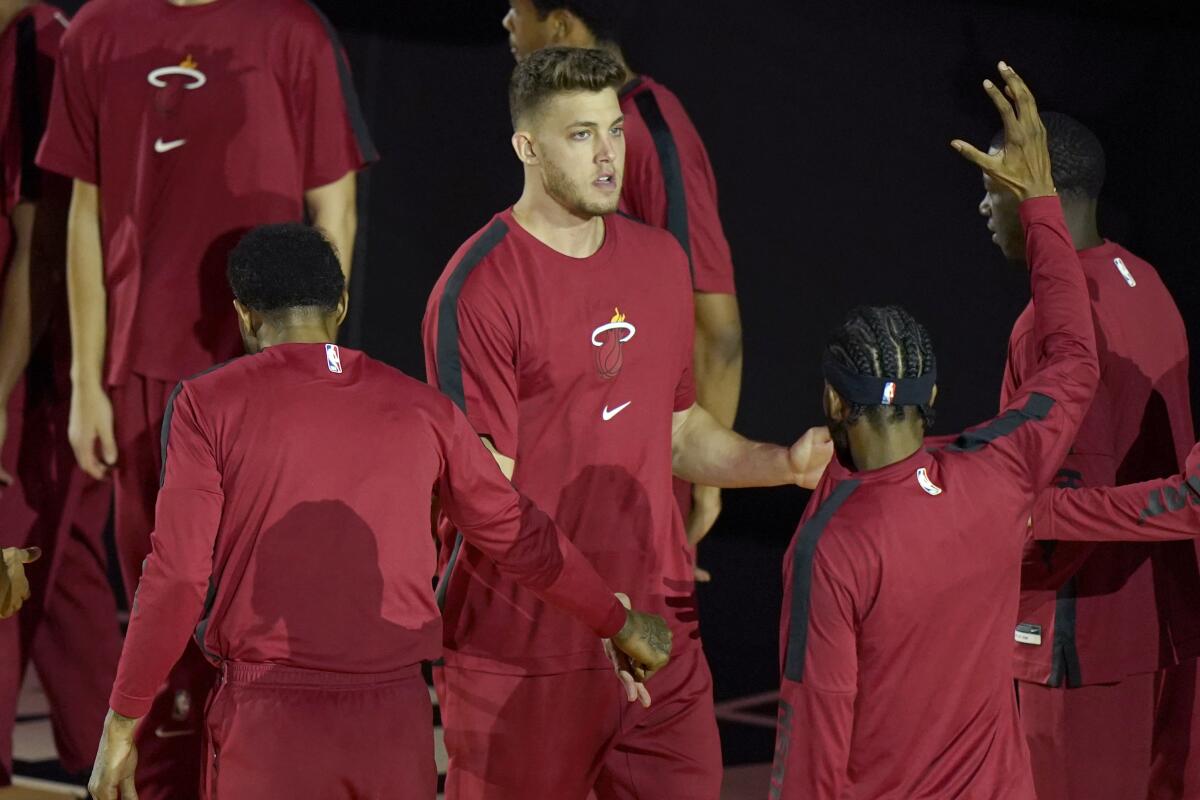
[1006,241,1197,686]
[618,77,735,295]
[423,209,696,675]
[35,0,375,387]
[0,3,64,279]
[109,344,626,719]
[1034,442,1200,543]
[772,198,1098,799]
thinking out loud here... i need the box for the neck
[1062,197,1103,250]
[256,322,333,349]
[512,183,606,258]
[0,0,31,31]
[847,418,924,472]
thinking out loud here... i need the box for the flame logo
[180,54,198,70]
[611,307,625,324]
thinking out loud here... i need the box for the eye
[572,130,591,141]
[611,126,624,137]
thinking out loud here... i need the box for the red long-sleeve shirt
[110,343,626,719]
[771,197,1099,799]
[1033,442,1200,542]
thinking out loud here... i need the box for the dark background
[62,0,1200,764]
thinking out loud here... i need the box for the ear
[929,384,938,407]
[511,130,538,165]
[233,299,256,333]
[823,382,848,421]
[334,290,350,327]
[553,9,596,47]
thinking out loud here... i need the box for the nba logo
[325,343,342,374]
[1113,257,1137,288]
[881,381,896,405]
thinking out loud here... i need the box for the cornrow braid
[825,305,937,428]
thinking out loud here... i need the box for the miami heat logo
[148,55,206,116]
[591,307,636,380]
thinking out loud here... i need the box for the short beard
[543,157,619,218]
[828,416,854,470]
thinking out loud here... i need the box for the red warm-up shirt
[1006,241,1196,686]
[110,344,626,719]
[423,210,696,675]
[35,0,375,386]
[1033,442,1200,543]
[771,198,1098,799]
[618,76,735,296]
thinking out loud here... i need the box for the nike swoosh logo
[602,401,632,421]
[154,726,196,739]
[154,137,187,153]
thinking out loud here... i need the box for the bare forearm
[66,180,106,388]
[305,171,357,281]
[0,204,37,402]
[672,404,791,488]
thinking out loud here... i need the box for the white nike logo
[154,137,187,153]
[602,401,632,421]
[154,726,196,739]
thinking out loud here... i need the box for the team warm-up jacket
[770,196,1099,799]
[109,344,627,719]
[1033,442,1200,542]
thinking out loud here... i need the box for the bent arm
[671,402,795,488]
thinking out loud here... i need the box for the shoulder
[360,353,463,425]
[56,0,119,48]
[32,4,69,44]
[437,215,518,305]
[613,212,690,276]
[267,0,342,49]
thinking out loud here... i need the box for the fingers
[617,669,638,702]
[693,565,712,583]
[635,681,651,708]
[998,61,1038,119]
[72,437,106,481]
[950,139,998,170]
[0,465,12,486]
[614,592,632,610]
[99,420,119,471]
[982,78,1018,134]
[121,774,138,799]
[18,546,42,564]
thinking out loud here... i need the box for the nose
[978,193,990,217]
[502,9,515,33]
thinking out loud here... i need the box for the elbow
[698,321,744,370]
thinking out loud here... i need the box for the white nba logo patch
[325,343,342,374]
[916,467,942,496]
[881,381,897,405]
[1113,257,1137,288]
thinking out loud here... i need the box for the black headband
[821,352,937,407]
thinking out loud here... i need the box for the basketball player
[86,223,671,800]
[979,112,1196,798]
[0,1,122,787]
[35,1,375,796]
[771,63,1098,798]
[502,1,742,569]
[423,47,831,799]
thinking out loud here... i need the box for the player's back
[780,445,1036,799]
[177,343,458,673]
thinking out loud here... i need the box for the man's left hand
[88,709,140,800]
[789,426,834,489]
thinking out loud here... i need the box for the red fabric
[35,0,374,386]
[423,210,698,675]
[772,197,1097,799]
[1010,241,1196,686]
[111,344,624,719]
[1020,674,1155,800]
[437,646,721,800]
[619,77,736,296]
[201,663,434,800]
[1034,440,1200,542]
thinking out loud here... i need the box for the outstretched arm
[671,402,832,490]
[1033,442,1200,542]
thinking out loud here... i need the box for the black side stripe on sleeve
[1047,576,1082,688]
[301,1,378,163]
[784,479,861,683]
[433,219,509,611]
[15,14,42,201]
[947,393,1055,453]
[435,218,509,413]
[159,359,240,488]
[631,87,693,284]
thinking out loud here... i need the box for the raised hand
[604,593,672,708]
[952,62,1056,202]
[789,426,834,489]
[0,546,41,618]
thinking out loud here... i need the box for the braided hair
[825,305,937,428]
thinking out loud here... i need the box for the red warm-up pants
[0,377,122,785]
[1020,662,1200,800]
[111,373,218,800]
[202,662,436,799]
[436,645,722,800]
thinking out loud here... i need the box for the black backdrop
[60,0,1200,764]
